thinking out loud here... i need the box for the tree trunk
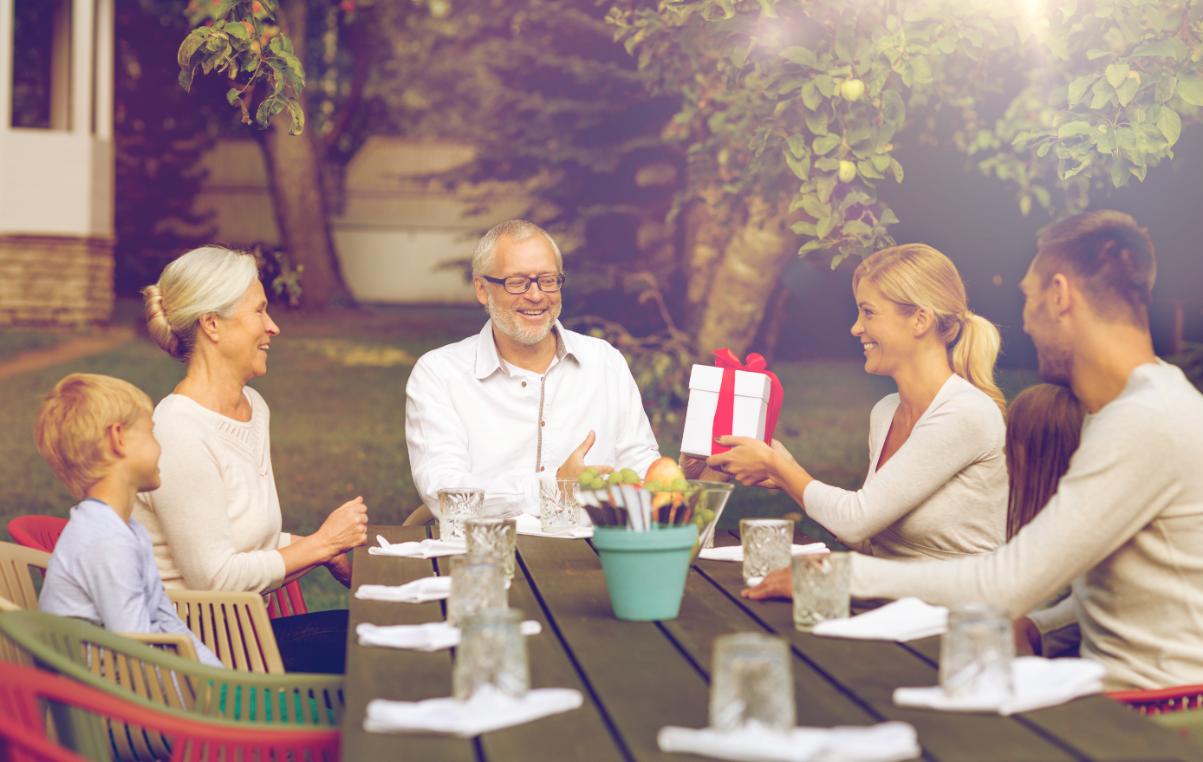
[681,186,729,333]
[751,278,792,365]
[694,196,793,358]
[255,0,350,309]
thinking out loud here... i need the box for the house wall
[194,136,530,304]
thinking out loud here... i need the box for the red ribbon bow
[710,348,784,455]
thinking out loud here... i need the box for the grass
[0,328,76,362]
[0,301,1039,610]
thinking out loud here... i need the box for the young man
[405,219,661,522]
[844,210,1203,690]
[34,373,221,667]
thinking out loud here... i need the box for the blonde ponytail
[951,311,1005,414]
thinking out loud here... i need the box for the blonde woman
[133,246,368,673]
[713,244,1007,596]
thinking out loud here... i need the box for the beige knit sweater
[852,362,1203,690]
[133,387,290,593]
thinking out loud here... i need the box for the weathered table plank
[341,526,474,762]
[695,558,1074,761]
[516,533,712,761]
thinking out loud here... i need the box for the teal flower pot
[592,525,698,621]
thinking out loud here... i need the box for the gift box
[680,349,784,458]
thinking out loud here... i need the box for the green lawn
[0,302,1039,610]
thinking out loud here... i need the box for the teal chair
[0,610,344,760]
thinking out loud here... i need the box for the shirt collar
[472,320,580,380]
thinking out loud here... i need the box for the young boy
[33,373,222,668]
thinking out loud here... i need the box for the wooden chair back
[167,589,285,674]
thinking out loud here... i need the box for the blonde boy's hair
[34,374,154,499]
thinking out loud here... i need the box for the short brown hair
[1034,209,1156,327]
[33,374,154,499]
[1005,384,1085,539]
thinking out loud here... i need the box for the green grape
[670,477,689,491]
[618,467,640,484]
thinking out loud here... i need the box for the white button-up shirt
[405,320,660,515]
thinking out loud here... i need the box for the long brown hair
[853,244,1005,413]
[1005,384,1086,539]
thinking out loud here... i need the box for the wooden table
[341,526,1197,761]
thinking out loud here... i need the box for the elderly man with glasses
[403,219,661,525]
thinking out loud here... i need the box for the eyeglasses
[480,273,566,295]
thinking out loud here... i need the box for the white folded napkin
[812,598,947,642]
[364,686,583,737]
[697,543,828,562]
[354,576,452,603]
[657,720,920,762]
[514,512,593,539]
[357,620,542,651]
[368,535,467,559]
[893,656,1105,715]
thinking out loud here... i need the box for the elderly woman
[133,245,368,673]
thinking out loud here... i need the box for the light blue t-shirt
[38,499,222,668]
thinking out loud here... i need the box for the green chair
[0,610,344,760]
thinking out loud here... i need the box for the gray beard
[487,292,560,346]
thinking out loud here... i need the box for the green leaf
[879,208,900,226]
[1019,195,1032,216]
[785,151,810,181]
[1057,120,1093,140]
[870,154,891,172]
[815,175,837,204]
[889,158,904,183]
[1158,108,1182,146]
[791,221,818,236]
[225,21,251,41]
[787,134,809,158]
[780,47,818,67]
[910,57,933,86]
[814,75,836,98]
[255,96,286,128]
[813,134,841,155]
[1179,76,1203,107]
[1105,63,1130,89]
[177,28,210,69]
[881,90,905,128]
[817,214,837,239]
[1067,75,1095,107]
[856,159,884,180]
[226,87,241,106]
[284,99,305,136]
[801,82,821,110]
[1090,81,1113,109]
[843,220,872,237]
[800,194,827,220]
[1109,158,1128,188]
[1116,76,1139,107]
[804,111,829,136]
[1131,38,1187,60]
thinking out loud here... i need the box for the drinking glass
[464,516,518,583]
[453,608,530,701]
[709,632,795,731]
[539,479,581,533]
[740,519,793,584]
[791,552,851,631]
[446,556,507,626]
[939,603,1015,701]
[437,487,484,542]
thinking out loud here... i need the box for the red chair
[0,663,340,761]
[7,516,66,553]
[1108,684,1203,715]
[8,514,308,620]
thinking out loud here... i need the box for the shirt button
[538,466,545,472]
[521,381,527,388]
[540,420,546,427]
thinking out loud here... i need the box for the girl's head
[1005,383,1085,539]
[851,244,1004,412]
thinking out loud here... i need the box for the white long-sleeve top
[39,499,222,667]
[405,321,660,516]
[851,362,1203,690]
[803,373,1007,558]
[133,387,291,593]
